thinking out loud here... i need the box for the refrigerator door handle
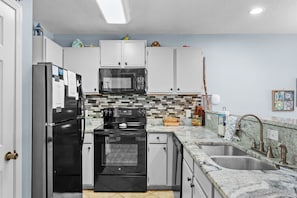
[81,117,85,145]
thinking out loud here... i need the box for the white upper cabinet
[33,36,63,67]
[122,40,146,67]
[100,40,122,67]
[146,47,174,93]
[100,40,146,67]
[176,47,203,94]
[147,47,203,94]
[63,47,100,93]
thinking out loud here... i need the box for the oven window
[103,77,132,89]
[102,143,138,166]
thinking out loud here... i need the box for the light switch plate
[207,114,211,120]
[267,129,279,141]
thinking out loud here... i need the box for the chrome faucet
[235,114,265,155]
[278,143,288,165]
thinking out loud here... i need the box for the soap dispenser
[217,107,229,137]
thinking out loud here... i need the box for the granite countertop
[85,117,103,133]
[147,125,297,198]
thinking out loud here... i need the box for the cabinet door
[176,47,203,94]
[82,143,94,188]
[182,159,193,198]
[100,40,122,67]
[44,37,63,67]
[122,40,146,67]
[33,36,63,67]
[147,47,174,93]
[193,178,207,198]
[147,143,167,186]
[63,47,100,93]
[214,188,223,198]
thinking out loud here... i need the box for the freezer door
[53,119,82,193]
[52,69,84,122]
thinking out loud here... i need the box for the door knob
[5,150,18,161]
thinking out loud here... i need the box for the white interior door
[0,0,22,198]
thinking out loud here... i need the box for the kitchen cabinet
[182,149,194,198]
[147,133,169,187]
[63,47,100,93]
[193,178,207,198]
[146,47,174,93]
[82,133,94,189]
[146,47,203,94]
[100,40,146,67]
[182,148,223,198]
[176,47,203,94]
[194,162,212,197]
[182,159,194,198]
[33,36,63,67]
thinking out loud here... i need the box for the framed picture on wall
[272,90,294,111]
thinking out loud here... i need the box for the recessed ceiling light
[249,7,264,15]
[96,0,130,24]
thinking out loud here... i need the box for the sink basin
[211,156,278,170]
[196,143,247,156]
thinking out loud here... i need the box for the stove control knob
[108,109,113,116]
[103,109,108,117]
[141,109,146,116]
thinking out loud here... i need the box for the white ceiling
[33,0,297,35]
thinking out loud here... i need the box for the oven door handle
[119,131,146,137]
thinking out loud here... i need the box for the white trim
[2,0,22,197]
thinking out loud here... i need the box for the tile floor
[83,190,174,198]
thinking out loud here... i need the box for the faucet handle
[266,145,274,158]
[278,143,288,165]
[251,138,257,149]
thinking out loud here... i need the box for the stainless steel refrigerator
[32,63,85,198]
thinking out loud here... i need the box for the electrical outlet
[267,129,279,141]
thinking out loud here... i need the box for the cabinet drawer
[84,133,93,144]
[148,133,168,143]
[183,148,193,172]
[194,162,213,197]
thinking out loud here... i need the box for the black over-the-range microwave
[99,68,147,94]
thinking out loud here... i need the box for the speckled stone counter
[147,125,297,198]
[85,117,103,133]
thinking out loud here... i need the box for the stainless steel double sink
[196,143,278,170]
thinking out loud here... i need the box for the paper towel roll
[211,94,221,105]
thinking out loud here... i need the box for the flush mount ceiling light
[96,0,130,24]
[249,7,264,15]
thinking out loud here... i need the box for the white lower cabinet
[193,178,207,198]
[82,133,94,189]
[147,133,168,187]
[194,163,213,197]
[147,143,167,186]
[182,159,193,198]
[182,148,223,198]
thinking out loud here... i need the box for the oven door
[94,129,146,175]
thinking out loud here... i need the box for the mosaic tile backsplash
[205,111,297,166]
[85,94,201,118]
